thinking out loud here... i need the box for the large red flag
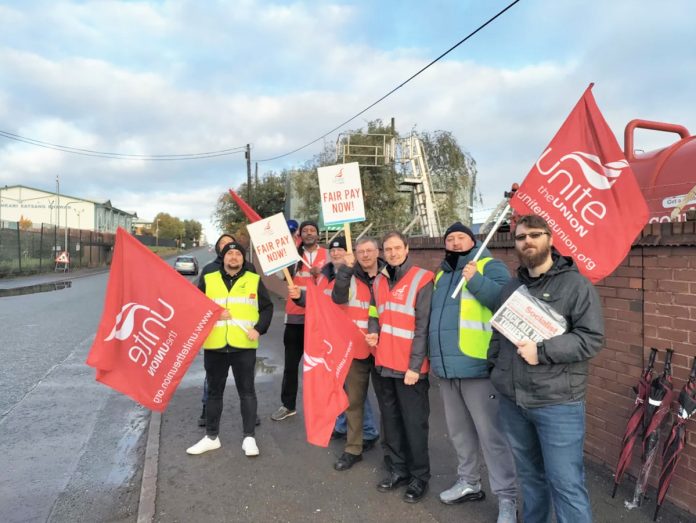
[510,85,649,282]
[228,189,262,222]
[303,283,364,447]
[86,228,223,412]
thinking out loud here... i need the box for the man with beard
[195,233,256,427]
[368,231,433,503]
[488,215,604,523]
[187,242,273,456]
[428,222,517,523]
[271,220,328,421]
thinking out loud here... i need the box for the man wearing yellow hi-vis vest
[428,222,518,523]
[187,242,273,458]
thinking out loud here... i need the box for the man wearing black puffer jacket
[488,215,604,523]
[195,233,256,427]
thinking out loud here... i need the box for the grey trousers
[439,377,517,500]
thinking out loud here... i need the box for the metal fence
[0,222,116,278]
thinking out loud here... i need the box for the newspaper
[490,285,567,344]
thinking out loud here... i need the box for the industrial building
[0,184,136,233]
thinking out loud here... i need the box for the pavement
[5,265,695,523]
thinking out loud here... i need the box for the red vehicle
[624,120,696,223]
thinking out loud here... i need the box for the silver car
[174,255,199,275]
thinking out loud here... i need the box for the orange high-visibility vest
[285,247,327,321]
[345,276,373,359]
[374,266,434,373]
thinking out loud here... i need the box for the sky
[1,0,695,242]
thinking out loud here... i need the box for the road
[0,247,210,523]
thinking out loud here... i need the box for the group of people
[186,215,605,523]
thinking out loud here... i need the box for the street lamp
[63,201,82,254]
[73,208,84,230]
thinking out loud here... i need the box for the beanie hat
[328,236,347,250]
[220,241,246,259]
[444,221,476,244]
[299,220,319,234]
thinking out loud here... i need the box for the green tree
[153,212,184,240]
[183,219,203,244]
[212,170,288,242]
[419,130,477,226]
[292,119,407,233]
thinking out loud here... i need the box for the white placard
[246,213,301,276]
[317,162,366,225]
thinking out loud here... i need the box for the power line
[258,0,520,162]
[0,129,247,161]
[0,0,519,164]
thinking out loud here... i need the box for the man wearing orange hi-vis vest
[271,220,328,421]
[367,231,434,504]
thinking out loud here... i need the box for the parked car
[174,255,199,275]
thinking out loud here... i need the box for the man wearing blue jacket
[429,222,517,523]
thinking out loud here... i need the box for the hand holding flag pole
[451,184,518,299]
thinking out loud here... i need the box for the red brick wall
[409,221,696,514]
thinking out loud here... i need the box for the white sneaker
[439,478,485,504]
[186,436,221,455]
[497,498,517,523]
[242,436,260,457]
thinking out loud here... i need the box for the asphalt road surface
[0,247,208,523]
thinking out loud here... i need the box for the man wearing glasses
[330,237,384,471]
[488,215,604,523]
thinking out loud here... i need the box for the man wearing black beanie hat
[194,233,256,428]
[427,222,518,521]
[187,239,273,457]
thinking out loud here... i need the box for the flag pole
[450,184,518,299]
[450,205,509,299]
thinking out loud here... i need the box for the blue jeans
[499,397,591,523]
[334,397,379,440]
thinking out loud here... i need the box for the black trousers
[204,349,257,438]
[373,373,431,482]
[281,323,305,410]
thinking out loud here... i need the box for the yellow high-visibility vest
[435,257,493,360]
[203,271,260,349]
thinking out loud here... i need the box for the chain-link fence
[0,222,116,277]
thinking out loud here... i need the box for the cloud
[0,0,694,241]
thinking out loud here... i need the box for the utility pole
[56,175,60,249]
[245,144,252,206]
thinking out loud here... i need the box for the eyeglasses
[356,249,377,256]
[514,231,549,241]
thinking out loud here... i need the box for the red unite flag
[510,84,649,283]
[303,283,364,447]
[86,228,223,412]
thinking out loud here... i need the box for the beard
[516,242,551,270]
